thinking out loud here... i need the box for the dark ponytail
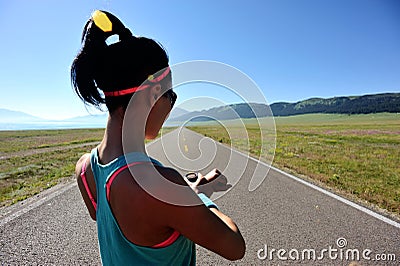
[71,10,169,112]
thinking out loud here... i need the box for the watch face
[185,172,198,182]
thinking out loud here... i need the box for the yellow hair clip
[92,10,112,32]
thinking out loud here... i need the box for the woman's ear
[149,84,162,106]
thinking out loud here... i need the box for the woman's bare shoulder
[112,164,189,207]
[154,165,188,186]
[75,153,91,177]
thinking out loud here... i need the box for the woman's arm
[75,153,97,221]
[161,169,246,261]
[167,195,245,260]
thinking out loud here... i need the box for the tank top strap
[89,148,164,200]
[105,160,152,202]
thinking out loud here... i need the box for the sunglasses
[164,89,177,108]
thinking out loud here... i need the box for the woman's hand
[184,169,232,197]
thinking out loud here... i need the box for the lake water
[0,122,105,131]
[0,120,201,131]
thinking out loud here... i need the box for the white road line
[0,182,76,227]
[151,127,400,229]
[209,134,400,229]
[269,166,400,229]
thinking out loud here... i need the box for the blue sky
[0,0,399,119]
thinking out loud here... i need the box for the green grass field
[189,113,400,216]
[0,128,175,207]
[0,113,399,218]
[0,129,105,206]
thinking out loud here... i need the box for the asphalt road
[0,128,399,265]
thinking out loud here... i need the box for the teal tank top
[90,148,196,266]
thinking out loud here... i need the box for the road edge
[0,181,76,227]
[186,127,400,229]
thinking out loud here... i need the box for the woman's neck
[98,109,147,164]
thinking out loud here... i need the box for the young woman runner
[71,10,245,265]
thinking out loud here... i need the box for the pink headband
[103,67,170,97]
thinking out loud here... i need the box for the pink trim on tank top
[151,230,181,248]
[81,161,97,211]
[106,161,148,202]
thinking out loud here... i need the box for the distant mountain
[169,103,272,122]
[63,113,108,124]
[270,93,400,116]
[169,93,400,121]
[167,107,190,120]
[0,109,108,130]
[0,108,45,123]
